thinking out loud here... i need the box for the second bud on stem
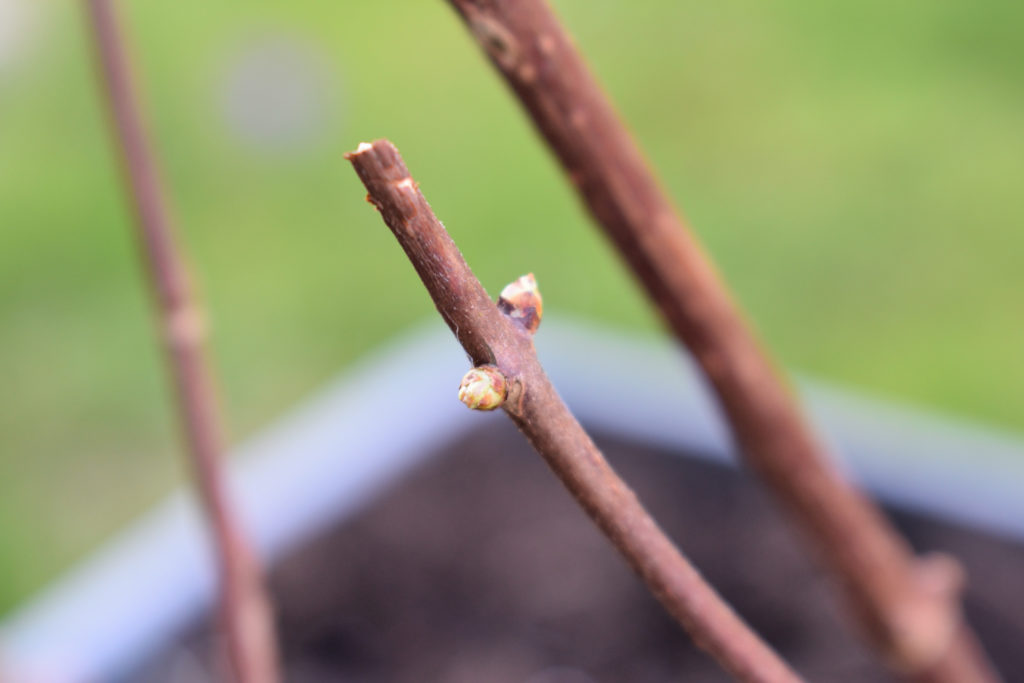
[498,273,543,334]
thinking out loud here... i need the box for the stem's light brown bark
[442,2,998,681]
[348,139,804,683]
[83,2,279,681]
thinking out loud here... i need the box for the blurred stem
[442,1,999,681]
[82,2,279,681]
[348,139,804,683]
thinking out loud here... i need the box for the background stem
[83,2,280,681]
[442,1,998,680]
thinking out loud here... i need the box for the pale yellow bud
[458,365,508,411]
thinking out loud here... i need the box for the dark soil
[135,421,1024,682]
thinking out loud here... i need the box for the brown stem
[347,139,804,683]
[441,2,999,681]
[83,2,279,681]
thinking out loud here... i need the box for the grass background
[0,0,1021,612]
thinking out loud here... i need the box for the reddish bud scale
[498,273,543,334]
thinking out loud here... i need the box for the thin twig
[83,2,279,681]
[441,2,999,681]
[347,139,804,683]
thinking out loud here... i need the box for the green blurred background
[0,0,1021,613]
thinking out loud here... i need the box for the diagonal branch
[347,139,804,683]
[441,1,999,681]
[83,2,279,681]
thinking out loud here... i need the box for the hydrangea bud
[458,365,508,411]
[498,273,543,334]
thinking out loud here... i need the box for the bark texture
[348,139,804,683]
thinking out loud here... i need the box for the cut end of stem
[498,273,543,334]
[458,365,508,411]
[344,140,386,163]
